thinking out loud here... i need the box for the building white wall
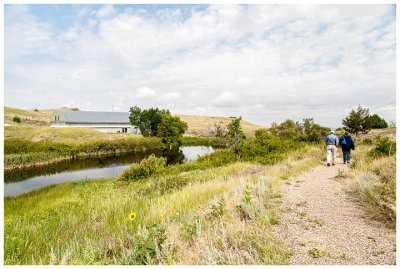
[50,123,140,134]
[50,110,141,134]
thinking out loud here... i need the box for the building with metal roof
[50,110,140,134]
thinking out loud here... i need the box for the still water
[4,146,216,197]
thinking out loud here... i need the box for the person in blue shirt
[325,130,339,166]
[339,131,355,164]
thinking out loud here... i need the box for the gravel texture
[273,162,396,265]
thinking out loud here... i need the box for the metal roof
[58,110,131,124]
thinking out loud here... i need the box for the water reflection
[4,146,216,197]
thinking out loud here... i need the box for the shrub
[268,118,330,143]
[121,223,168,265]
[180,216,202,242]
[119,154,167,181]
[361,138,373,145]
[369,137,396,157]
[34,109,39,112]
[237,130,300,164]
[210,196,228,219]
[12,116,21,123]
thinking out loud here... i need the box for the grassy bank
[4,143,322,265]
[4,126,161,155]
[4,152,73,171]
[4,126,223,169]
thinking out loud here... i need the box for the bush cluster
[118,149,237,182]
[268,118,330,143]
[12,116,21,123]
[368,137,396,157]
[119,154,167,181]
[237,129,301,164]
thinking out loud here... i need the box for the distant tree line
[268,118,330,142]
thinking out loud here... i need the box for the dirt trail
[273,162,396,265]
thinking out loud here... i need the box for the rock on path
[273,162,396,265]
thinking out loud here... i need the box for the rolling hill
[4,106,266,137]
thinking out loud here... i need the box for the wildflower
[129,212,136,221]
[137,233,142,237]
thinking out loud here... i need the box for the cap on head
[330,130,335,134]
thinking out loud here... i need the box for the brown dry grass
[175,114,266,138]
[357,128,396,140]
[4,106,76,126]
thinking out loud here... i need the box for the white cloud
[135,86,157,98]
[4,4,396,126]
[213,92,240,108]
[96,5,116,18]
[159,92,181,103]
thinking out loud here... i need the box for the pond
[4,146,217,197]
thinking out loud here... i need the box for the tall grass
[4,152,72,170]
[346,144,396,226]
[181,136,229,146]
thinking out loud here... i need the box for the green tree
[301,118,330,142]
[369,114,388,129]
[129,106,170,137]
[227,116,246,152]
[157,115,188,148]
[342,105,372,138]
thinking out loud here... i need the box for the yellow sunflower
[129,212,136,221]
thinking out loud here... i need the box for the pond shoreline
[4,148,162,171]
[4,146,219,197]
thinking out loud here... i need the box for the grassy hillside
[357,127,396,140]
[4,106,76,126]
[4,106,266,137]
[175,114,265,137]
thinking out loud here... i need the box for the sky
[4,4,396,127]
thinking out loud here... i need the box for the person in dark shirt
[339,131,355,164]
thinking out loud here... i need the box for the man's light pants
[326,145,337,165]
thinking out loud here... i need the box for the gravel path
[274,162,396,265]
